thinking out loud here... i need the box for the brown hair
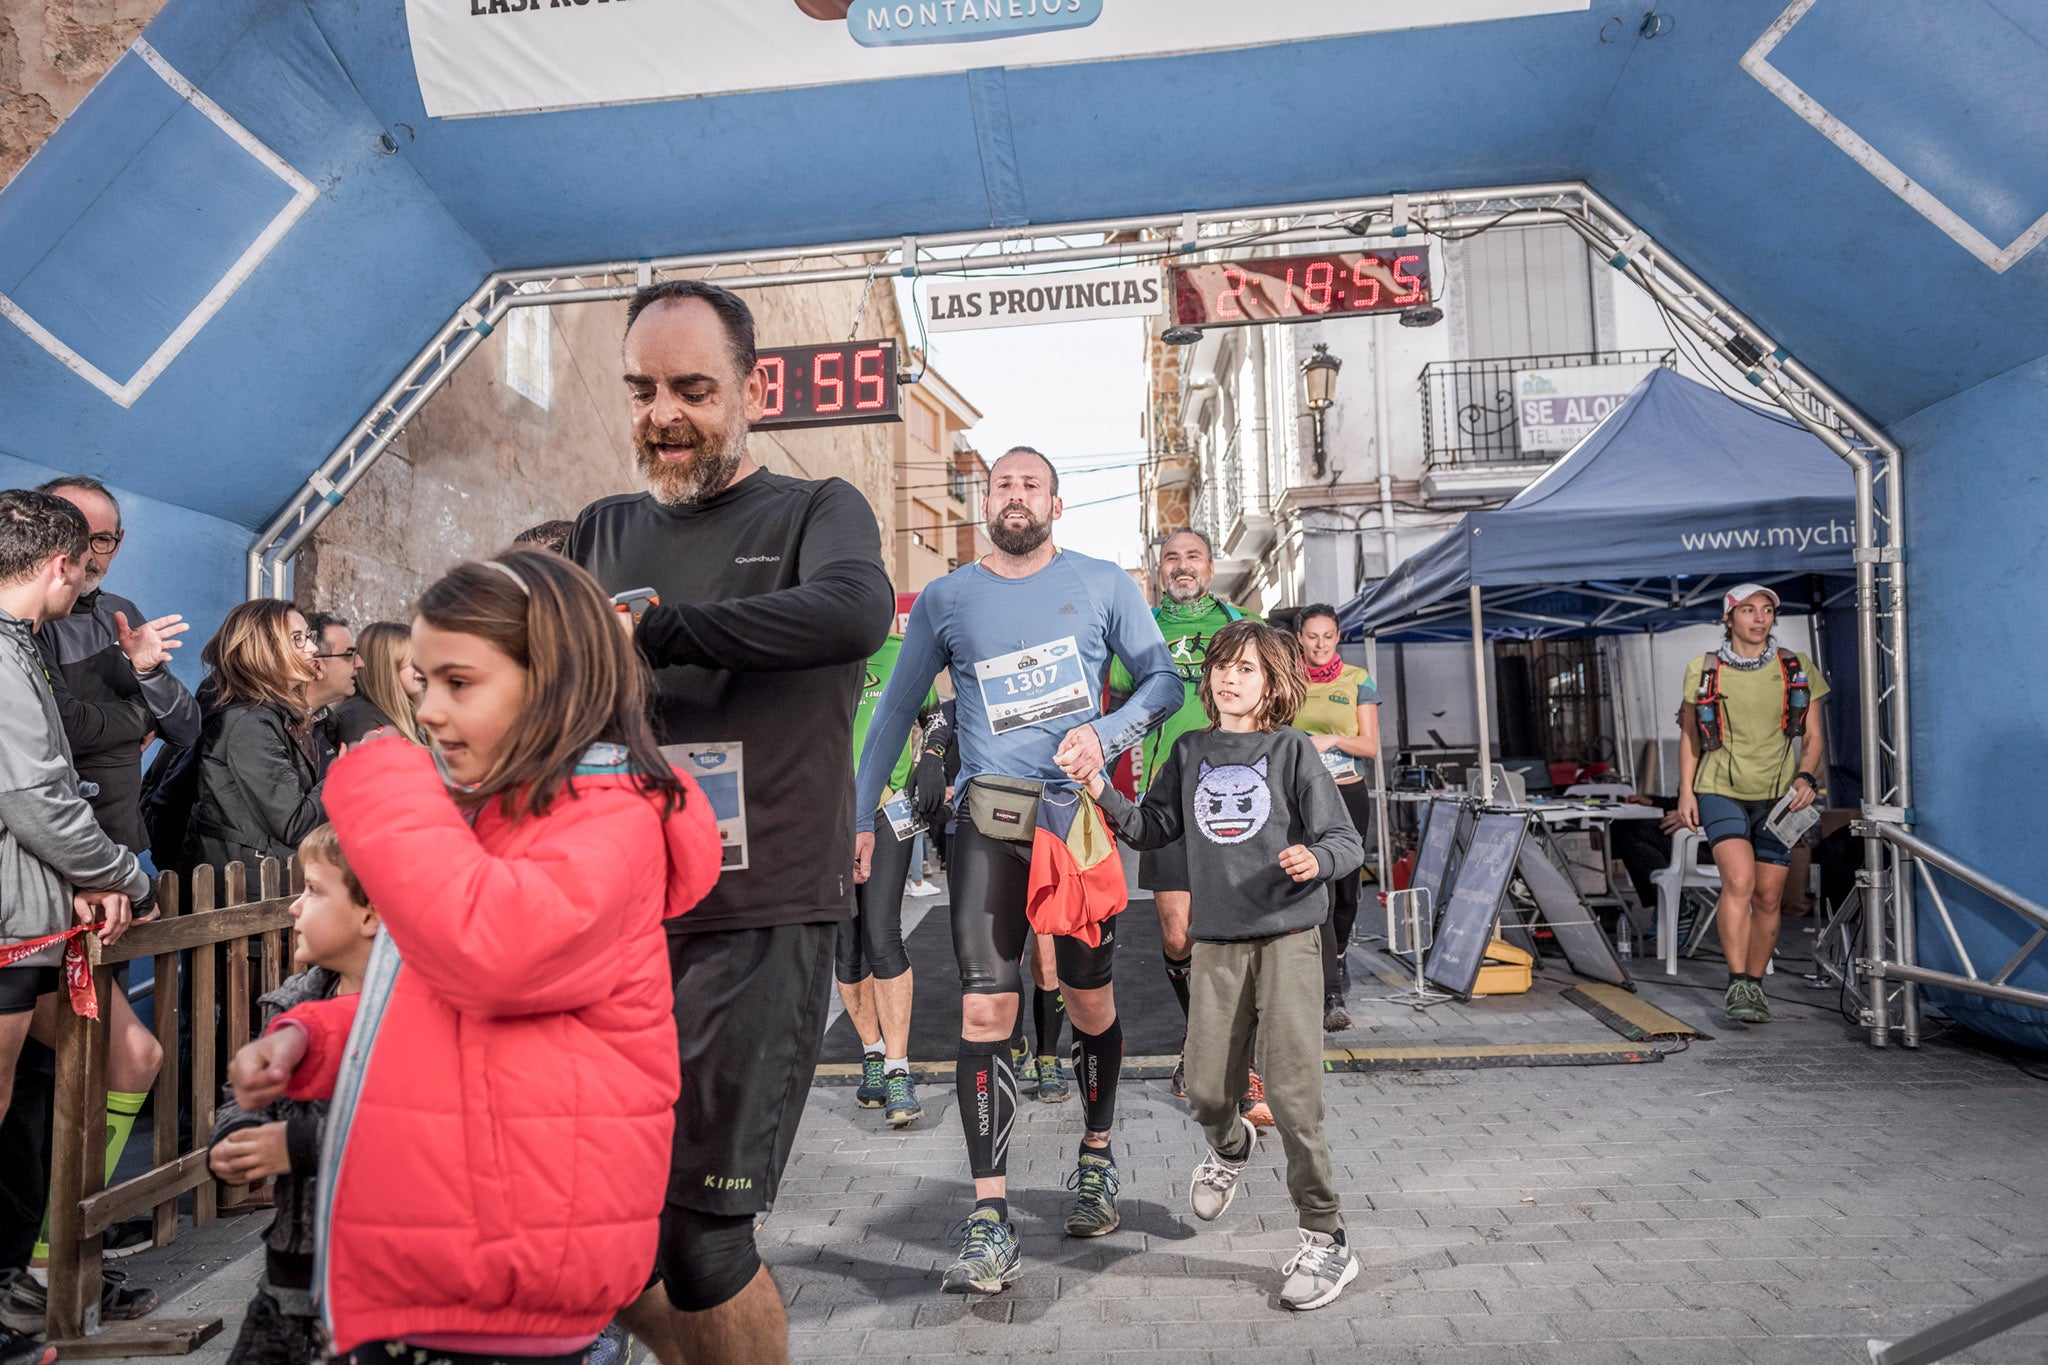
[297,823,368,906]
[203,599,317,719]
[1198,620,1306,732]
[354,621,423,745]
[414,548,683,822]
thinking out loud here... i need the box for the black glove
[910,748,948,824]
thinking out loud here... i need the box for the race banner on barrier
[924,265,1163,332]
[406,0,1590,118]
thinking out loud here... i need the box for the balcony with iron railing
[1419,348,1676,472]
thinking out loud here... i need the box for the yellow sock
[31,1090,149,1263]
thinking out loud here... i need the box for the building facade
[1143,220,1760,785]
[890,362,991,595]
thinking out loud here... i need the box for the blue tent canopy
[1338,368,1856,642]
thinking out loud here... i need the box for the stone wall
[1,1,162,189]
[296,279,905,624]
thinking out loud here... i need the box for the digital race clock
[751,339,901,431]
[1168,249,1431,328]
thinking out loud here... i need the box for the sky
[894,278,1149,567]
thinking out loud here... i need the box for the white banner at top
[406,0,1590,118]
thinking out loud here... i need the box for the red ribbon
[0,923,102,1018]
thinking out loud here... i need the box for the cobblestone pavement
[111,927,2048,1365]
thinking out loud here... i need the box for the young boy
[1064,619,1363,1310]
[209,825,378,1363]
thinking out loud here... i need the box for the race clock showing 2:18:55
[1167,249,1431,328]
[750,339,902,431]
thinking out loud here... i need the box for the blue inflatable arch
[2,0,2045,1045]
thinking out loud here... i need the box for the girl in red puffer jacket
[228,550,720,1363]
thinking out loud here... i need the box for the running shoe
[588,1323,630,1365]
[0,1324,53,1365]
[1322,993,1352,1033]
[1037,1054,1070,1103]
[1063,1150,1121,1238]
[1240,1067,1275,1129]
[855,1053,887,1108]
[1724,980,1767,1024]
[884,1071,923,1127]
[905,879,943,898]
[1015,1049,1041,1095]
[102,1217,154,1259]
[1279,1228,1359,1310]
[1188,1116,1258,1222]
[0,1264,157,1331]
[1170,1053,1187,1099]
[941,1208,1021,1295]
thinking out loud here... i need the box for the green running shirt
[854,634,937,799]
[1107,595,1257,791]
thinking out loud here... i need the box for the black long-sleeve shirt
[569,470,894,933]
[1095,726,1363,943]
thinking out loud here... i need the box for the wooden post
[151,870,181,1248]
[189,865,217,1229]
[46,960,112,1337]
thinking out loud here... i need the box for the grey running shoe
[856,1053,887,1108]
[1745,979,1773,1023]
[1064,1150,1121,1237]
[884,1071,923,1128]
[1189,1117,1257,1222]
[1037,1054,1070,1103]
[1279,1228,1359,1310]
[941,1208,1021,1295]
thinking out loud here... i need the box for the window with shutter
[1463,224,1597,359]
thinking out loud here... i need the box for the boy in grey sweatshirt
[1066,619,1363,1311]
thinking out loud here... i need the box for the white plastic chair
[1652,828,1721,976]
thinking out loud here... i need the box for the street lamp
[1300,342,1342,478]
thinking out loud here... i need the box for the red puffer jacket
[279,740,719,1351]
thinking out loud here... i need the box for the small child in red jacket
[228,550,720,1363]
[209,823,379,1364]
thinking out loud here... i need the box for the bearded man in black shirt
[569,281,893,1364]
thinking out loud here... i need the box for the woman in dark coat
[183,600,325,878]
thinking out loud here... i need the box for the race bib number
[973,636,1094,736]
[1320,748,1363,783]
[882,790,927,842]
[661,742,748,870]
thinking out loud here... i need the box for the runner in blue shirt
[855,447,1181,1297]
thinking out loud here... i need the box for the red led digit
[757,356,786,418]
[1282,265,1299,314]
[814,350,845,413]
[1215,265,1247,321]
[853,347,886,410]
[1304,260,1335,313]
[1349,262,1382,308]
[1392,252,1425,304]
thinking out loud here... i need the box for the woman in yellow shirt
[1291,606,1380,1033]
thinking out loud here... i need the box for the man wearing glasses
[301,611,364,772]
[36,477,199,853]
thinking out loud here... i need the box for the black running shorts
[664,922,836,1216]
[949,821,1116,996]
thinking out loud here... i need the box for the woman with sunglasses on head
[180,600,328,880]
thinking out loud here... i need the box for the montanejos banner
[924,265,1162,332]
[408,0,1589,118]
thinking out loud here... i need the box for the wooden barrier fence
[44,858,300,1355]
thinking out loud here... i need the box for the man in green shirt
[1108,529,1257,1095]
[1676,583,1829,1025]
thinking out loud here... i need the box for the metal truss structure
[249,182,2030,1047]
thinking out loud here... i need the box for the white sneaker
[1188,1116,1257,1221]
[1278,1227,1359,1310]
[905,879,942,898]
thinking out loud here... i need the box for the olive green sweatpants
[1183,926,1342,1234]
